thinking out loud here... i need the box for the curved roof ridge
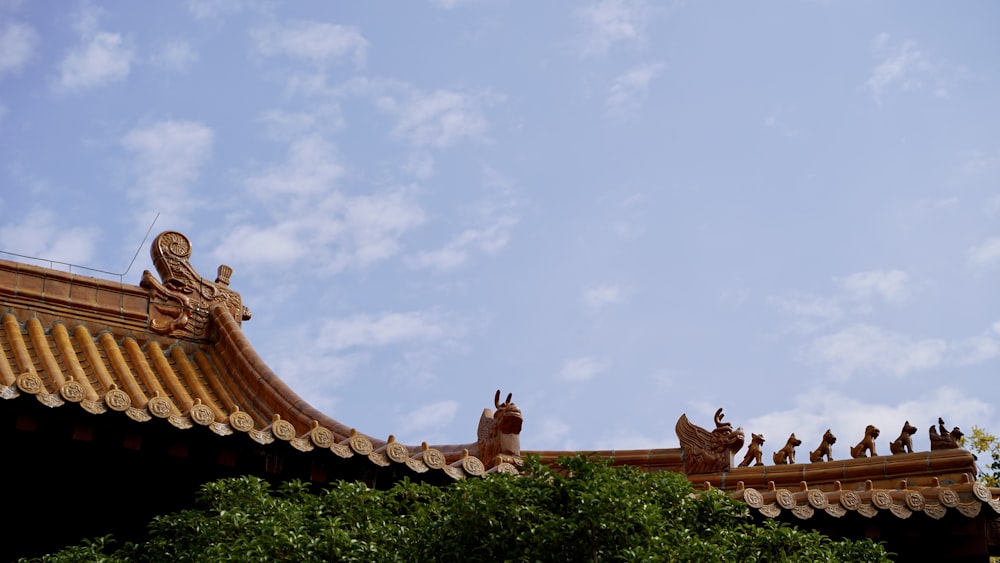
[0,229,492,479]
[208,305,370,444]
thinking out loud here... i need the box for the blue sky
[2,0,999,461]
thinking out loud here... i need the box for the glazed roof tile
[0,231,992,505]
[0,232,487,480]
[731,475,1000,522]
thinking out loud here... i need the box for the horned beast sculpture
[477,390,523,470]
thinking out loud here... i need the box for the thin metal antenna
[122,213,160,277]
[0,213,161,283]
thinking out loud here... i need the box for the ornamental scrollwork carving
[308,422,334,448]
[104,386,131,411]
[59,378,85,403]
[148,395,174,418]
[16,372,42,394]
[229,409,255,432]
[140,231,252,341]
[382,436,410,463]
[807,489,828,510]
[189,401,215,426]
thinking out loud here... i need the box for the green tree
[962,426,1000,487]
[25,455,889,563]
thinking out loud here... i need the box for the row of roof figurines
[676,408,967,474]
[737,415,963,467]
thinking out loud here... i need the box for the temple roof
[2,230,999,530]
[0,231,487,481]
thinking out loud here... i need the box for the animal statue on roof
[890,421,918,455]
[850,425,880,458]
[809,429,837,463]
[477,390,523,469]
[676,408,745,474]
[772,433,802,465]
[929,417,964,450]
[738,433,765,467]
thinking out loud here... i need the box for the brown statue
[929,417,963,450]
[809,429,836,463]
[676,408,745,474]
[477,390,523,469]
[140,231,252,340]
[772,433,802,465]
[850,425,880,458]
[889,421,918,454]
[738,433,765,467]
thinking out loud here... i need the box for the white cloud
[220,134,425,272]
[187,0,245,20]
[558,356,609,382]
[341,191,427,265]
[409,220,515,272]
[122,121,214,218]
[953,321,1000,365]
[217,189,425,271]
[402,151,435,179]
[429,0,480,9]
[385,89,494,149]
[151,40,198,71]
[399,400,459,433]
[577,0,652,56]
[605,62,663,118]
[212,222,310,265]
[252,20,368,68]
[58,6,134,92]
[272,350,370,412]
[0,210,99,266]
[768,292,843,333]
[582,283,633,309]
[961,149,1000,176]
[533,416,572,449]
[772,270,913,334]
[968,237,1000,268]
[836,269,910,303]
[259,106,344,141]
[244,135,346,200]
[317,311,455,351]
[0,20,38,77]
[807,323,947,380]
[408,166,519,271]
[866,33,933,104]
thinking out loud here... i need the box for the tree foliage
[25,455,889,562]
[962,426,1000,487]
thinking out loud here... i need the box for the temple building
[1,231,998,561]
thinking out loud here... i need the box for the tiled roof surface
[527,434,997,523]
[731,475,1000,522]
[1,232,995,516]
[0,242,488,480]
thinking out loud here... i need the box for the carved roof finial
[140,231,251,340]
